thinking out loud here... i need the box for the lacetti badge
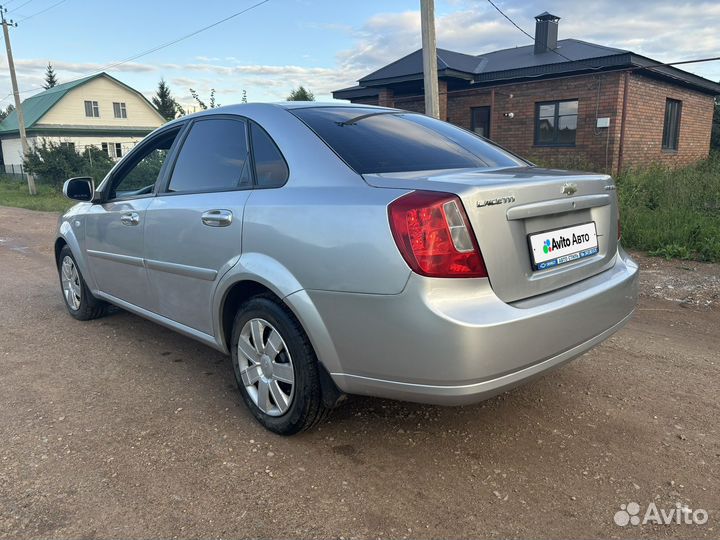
[561,182,578,196]
[476,195,515,208]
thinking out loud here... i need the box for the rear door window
[167,118,252,193]
[291,107,525,174]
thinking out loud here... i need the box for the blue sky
[1,0,719,109]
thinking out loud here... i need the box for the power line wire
[17,0,66,22]
[484,0,720,80]
[484,0,599,69]
[1,0,271,101]
[93,0,270,74]
[8,0,36,13]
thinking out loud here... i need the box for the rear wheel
[231,295,328,435]
[57,245,107,321]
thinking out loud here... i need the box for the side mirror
[63,177,95,202]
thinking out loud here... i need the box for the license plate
[528,222,599,270]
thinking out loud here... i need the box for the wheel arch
[214,254,345,404]
[54,237,68,267]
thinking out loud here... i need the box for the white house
[0,72,165,168]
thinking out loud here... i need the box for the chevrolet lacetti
[55,103,638,434]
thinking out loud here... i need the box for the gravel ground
[0,206,718,539]
[634,253,720,309]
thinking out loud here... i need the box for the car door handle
[201,209,233,227]
[120,212,140,226]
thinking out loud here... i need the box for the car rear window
[291,107,525,174]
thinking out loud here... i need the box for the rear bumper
[305,249,639,405]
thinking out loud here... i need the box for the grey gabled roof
[481,39,627,71]
[335,38,720,98]
[359,47,486,85]
[358,39,629,87]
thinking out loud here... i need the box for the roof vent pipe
[534,12,560,54]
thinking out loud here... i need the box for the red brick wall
[445,73,626,174]
[621,73,714,169]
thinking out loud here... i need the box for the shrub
[616,152,720,262]
[23,139,115,187]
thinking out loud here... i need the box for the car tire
[231,294,329,435]
[57,245,107,321]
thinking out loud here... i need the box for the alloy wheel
[237,318,295,416]
[60,256,82,311]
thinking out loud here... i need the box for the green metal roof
[0,73,163,134]
[0,74,103,133]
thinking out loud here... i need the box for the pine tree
[287,86,315,101]
[0,104,15,120]
[152,79,178,121]
[43,62,58,90]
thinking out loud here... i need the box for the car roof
[271,101,389,110]
[161,101,395,129]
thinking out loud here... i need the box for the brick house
[333,12,720,173]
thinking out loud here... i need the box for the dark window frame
[534,99,578,147]
[661,98,682,152]
[471,106,492,139]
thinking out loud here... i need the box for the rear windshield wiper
[337,110,415,126]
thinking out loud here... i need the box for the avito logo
[543,233,591,254]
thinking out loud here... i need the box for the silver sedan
[56,103,638,435]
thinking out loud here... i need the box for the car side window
[108,128,181,200]
[250,122,289,188]
[167,118,252,193]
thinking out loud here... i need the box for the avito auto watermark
[614,502,709,527]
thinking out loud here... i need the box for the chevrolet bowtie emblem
[561,183,578,196]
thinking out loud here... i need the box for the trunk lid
[366,166,620,303]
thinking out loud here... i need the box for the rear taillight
[388,191,488,278]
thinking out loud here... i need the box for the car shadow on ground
[90,305,587,445]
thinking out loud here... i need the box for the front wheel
[57,246,107,321]
[231,295,328,435]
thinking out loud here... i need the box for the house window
[114,143,123,158]
[101,142,109,155]
[535,99,578,146]
[60,142,76,152]
[471,106,491,139]
[84,100,100,117]
[113,102,127,119]
[662,98,681,151]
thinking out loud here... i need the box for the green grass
[0,177,71,213]
[617,152,720,262]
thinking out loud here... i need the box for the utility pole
[1,6,36,195]
[420,0,439,119]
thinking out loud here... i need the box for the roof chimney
[534,12,560,54]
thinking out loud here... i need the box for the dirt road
[1,206,718,539]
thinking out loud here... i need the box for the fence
[2,163,29,181]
